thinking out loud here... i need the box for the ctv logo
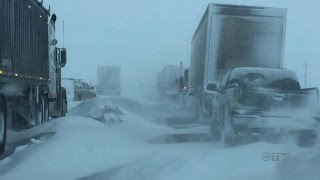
[262,153,288,161]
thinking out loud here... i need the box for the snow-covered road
[0,97,319,180]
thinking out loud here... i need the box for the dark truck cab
[206,67,319,146]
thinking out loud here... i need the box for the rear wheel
[35,95,44,125]
[0,97,7,155]
[43,95,49,122]
[61,88,67,117]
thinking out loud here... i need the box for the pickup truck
[206,67,319,146]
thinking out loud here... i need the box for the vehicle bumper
[232,110,319,131]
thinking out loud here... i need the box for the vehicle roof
[192,3,287,42]
[230,67,297,78]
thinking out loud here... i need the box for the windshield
[228,68,301,90]
[74,81,83,89]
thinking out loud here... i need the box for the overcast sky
[46,0,320,100]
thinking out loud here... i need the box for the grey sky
[47,0,320,99]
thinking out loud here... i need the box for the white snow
[0,97,319,180]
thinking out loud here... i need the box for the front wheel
[0,97,7,155]
[42,95,49,122]
[35,95,44,125]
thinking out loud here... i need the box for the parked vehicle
[62,78,96,101]
[187,4,319,146]
[73,79,96,101]
[188,3,287,119]
[97,66,121,96]
[0,0,67,154]
[207,67,319,146]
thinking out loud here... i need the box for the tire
[61,99,65,117]
[297,130,317,147]
[0,97,7,155]
[61,88,67,117]
[43,95,49,122]
[35,96,44,125]
[195,100,201,123]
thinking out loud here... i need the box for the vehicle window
[219,71,231,89]
[228,68,301,90]
[74,81,83,89]
[83,82,90,89]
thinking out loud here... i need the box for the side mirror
[206,83,218,91]
[56,48,67,67]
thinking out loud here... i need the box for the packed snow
[0,97,319,180]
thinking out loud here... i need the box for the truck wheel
[61,88,67,117]
[195,100,201,122]
[43,95,49,122]
[297,130,317,147]
[0,97,7,155]
[61,98,66,117]
[35,96,44,125]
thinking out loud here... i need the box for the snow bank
[2,97,319,180]
[0,97,173,180]
[0,114,171,180]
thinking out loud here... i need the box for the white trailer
[97,66,121,96]
[188,3,287,118]
[189,3,287,94]
[158,65,187,99]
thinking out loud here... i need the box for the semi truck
[157,65,187,100]
[0,0,67,154]
[97,66,121,96]
[189,4,319,146]
[190,3,287,118]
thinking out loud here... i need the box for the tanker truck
[0,0,67,154]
